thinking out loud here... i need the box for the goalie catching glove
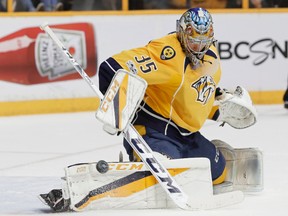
[96,69,147,135]
[216,86,257,129]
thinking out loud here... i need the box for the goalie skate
[39,189,71,212]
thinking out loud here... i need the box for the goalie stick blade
[186,190,244,210]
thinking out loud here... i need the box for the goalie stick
[39,23,244,211]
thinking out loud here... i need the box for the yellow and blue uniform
[98,32,226,184]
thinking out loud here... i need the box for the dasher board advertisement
[0,23,97,85]
[0,13,286,114]
[213,13,288,92]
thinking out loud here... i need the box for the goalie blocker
[95,69,147,134]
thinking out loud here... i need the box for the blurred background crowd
[1,0,288,12]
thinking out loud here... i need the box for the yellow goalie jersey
[98,32,221,136]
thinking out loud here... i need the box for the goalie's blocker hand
[215,86,257,129]
[96,69,147,135]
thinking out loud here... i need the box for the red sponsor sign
[0,23,97,84]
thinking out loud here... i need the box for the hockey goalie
[39,69,263,212]
[39,7,263,212]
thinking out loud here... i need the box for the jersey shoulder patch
[160,46,176,60]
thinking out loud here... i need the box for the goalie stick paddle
[39,23,191,210]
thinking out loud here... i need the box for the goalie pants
[123,126,226,183]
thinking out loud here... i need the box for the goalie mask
[176,7,214,66]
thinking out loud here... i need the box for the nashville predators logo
[192,76,216,104]
[160,46,175,60]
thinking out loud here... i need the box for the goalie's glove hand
[215,87,233,102]
[216,86,257,129]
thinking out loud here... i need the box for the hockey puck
[96,160,109,173]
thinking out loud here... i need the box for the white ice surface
[0,105,287,215]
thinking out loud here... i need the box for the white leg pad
[64,158,213,211]
[212,140,263,192]
[61,158,243,211]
